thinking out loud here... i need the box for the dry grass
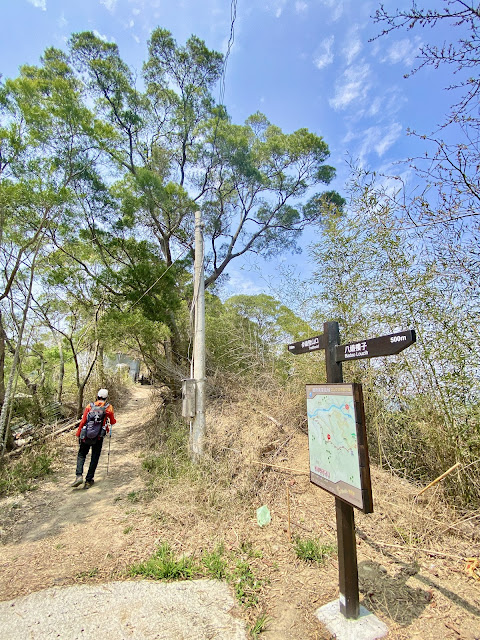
[134,378,480,638]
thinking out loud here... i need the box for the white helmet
[97,388,108,399]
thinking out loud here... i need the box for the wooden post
[324,321,360,619]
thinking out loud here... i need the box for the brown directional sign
[335,329,416,363]
[287,334,326,355]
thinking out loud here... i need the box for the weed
[127,539,263,608]
[232,560,262,607]
[0,447,55,496]
[129,542,198,580]
[127,491,141,503]
[141,417,198,489]
[240,540,263,559]
[201,543,228,580]
[293,537,336,564]
[76,567,99,579]
[249,612,271,639]
[123,526,133,534]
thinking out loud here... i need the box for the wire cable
[128,244,191,311]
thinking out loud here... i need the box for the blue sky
[2,0,456,300]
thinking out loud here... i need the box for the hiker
[71,388,116,489]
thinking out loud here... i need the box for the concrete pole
[192,210,206,458]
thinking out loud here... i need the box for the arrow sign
[336,329,416,362]
[287,334,326,355]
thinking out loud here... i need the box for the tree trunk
[56,339,64,404]
[0,243,40,452]
[76,381,86,420]
[0,310,5,409]
[97,344,105,385]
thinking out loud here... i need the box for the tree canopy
[0,26,342,444]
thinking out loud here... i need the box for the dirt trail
[0,385,155,599]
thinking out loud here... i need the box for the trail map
[306,384,370,510]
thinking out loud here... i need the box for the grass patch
[141,416,198,488]
[201,543,229,580]
[293,537,336,564]
[127,490,141,503]
[0,447,55,496]
[129,542,199,580]
[232,559,262,607]
[249,612,271,639]
[128,540,263,608]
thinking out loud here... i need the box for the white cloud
[343,28,362,65]
[28,0,46,10]
[58,12,67,28]
[329,62,372,110]
[93,29,112,42]
[265,0,287,18]
[375,123,402,156]
[295,1,308,12]
[314,35,334,70]
[100,0,117,13]
[367,96,383,117]
[345,123,403,162]
[383,37,422,66]
[320,0,343,22]
[222,273,264,297]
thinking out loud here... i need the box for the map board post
[287,321,416,622]
[306,383,373,513]
[324,321,361,619]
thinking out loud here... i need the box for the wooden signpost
[288,322,416,620]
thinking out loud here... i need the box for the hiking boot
[71,475,83,487]
[84,480,94,489]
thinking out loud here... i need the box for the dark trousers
[76,438,104,482]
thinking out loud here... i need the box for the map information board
[306,383,373,513]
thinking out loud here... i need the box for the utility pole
[192,210,206,458]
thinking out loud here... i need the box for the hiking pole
[106,419,112,477]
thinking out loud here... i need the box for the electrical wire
[188,0,237,361]
[127,244,191,311]
[219,0,237,108]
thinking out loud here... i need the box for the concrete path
[0,580,247,639]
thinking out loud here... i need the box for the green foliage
[231,559,263,607]
[129,542,198,580]
[205,292,312,379]
[128,540,263,608]
[293,537,336,564]
[0,447,55,496]
[201,543,229,580]
[0,23,340,440]
[76,568,99,579]
[126,491,141,503]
